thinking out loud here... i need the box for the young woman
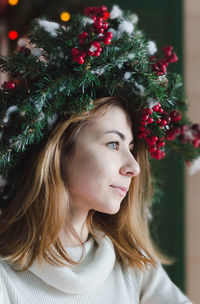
[0,96,193,303]
[0,3,198,303]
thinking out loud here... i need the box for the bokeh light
[60,11,71,22]
[8,0,19,6]
[8,30,18,40]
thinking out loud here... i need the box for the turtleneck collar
[29,232,116,294]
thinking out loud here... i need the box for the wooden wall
[184,0,200,302]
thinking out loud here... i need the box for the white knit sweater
[0,233,193,304]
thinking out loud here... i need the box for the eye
[107,141,120,150]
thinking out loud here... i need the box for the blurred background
[0,0,199,302]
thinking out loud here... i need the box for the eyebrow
[104,130,134,145]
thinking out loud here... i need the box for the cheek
[66,150,106,191]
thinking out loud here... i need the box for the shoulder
[128,263,193,304]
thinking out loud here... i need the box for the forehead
[81,105,133,140]
[94,105,132,128]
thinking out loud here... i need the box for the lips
[110,185,128,197]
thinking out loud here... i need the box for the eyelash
[107,141,133,152]
[108,141,120,151]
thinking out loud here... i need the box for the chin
[98,203,121,215]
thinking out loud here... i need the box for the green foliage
[0,6,199,206]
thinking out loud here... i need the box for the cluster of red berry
[71,6,113,64]
[150,45,178,75]
[139,103,182,159]
[177,124,200,148]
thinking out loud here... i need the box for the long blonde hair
[0,96,170,271]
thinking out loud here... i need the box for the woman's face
[64,105,140,217]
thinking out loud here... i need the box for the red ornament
[3,81,16,90]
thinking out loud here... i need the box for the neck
[59,211,89,247]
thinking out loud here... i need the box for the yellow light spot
[8,0,19,6]
[60,12,71,22]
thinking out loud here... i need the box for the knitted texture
[0,234,193,303]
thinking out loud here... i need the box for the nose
[119,154,140,177]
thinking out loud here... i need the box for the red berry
[18,47,31,56]
[71,48,79,56]
[84,6,93,16]
[153,105,160,112]
[156,118,161,124]
[94,52,101,57]
[160,151,165,159]
[92,41,101,48]
[160,119,167,126]
[100,5,108,12]
[105,32,113,39]
[102,22,108,30]
[94,7,101,14]
[158,107,164,113]
[140,127,146,132]
[77,57,84,64]
[141,121,147,126]
[149,146,157,153]
[151,135,158,142]
[96,16,103,22]
[80,51,86,58]
[78,31,88,39]
[166,129,177,141]
[157,141,165,148]
[147,108,153,115]
[88,50,95,56]
[167,53,178,63]
[79,39,85,45]
[103,12,110,20]
[170,110,182,122]
[94,21,103,29]
[103,37,111,45]
[3,81,15,90]
[142,114,149,121]
[162,45,173,57]
[147,117,154,124]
